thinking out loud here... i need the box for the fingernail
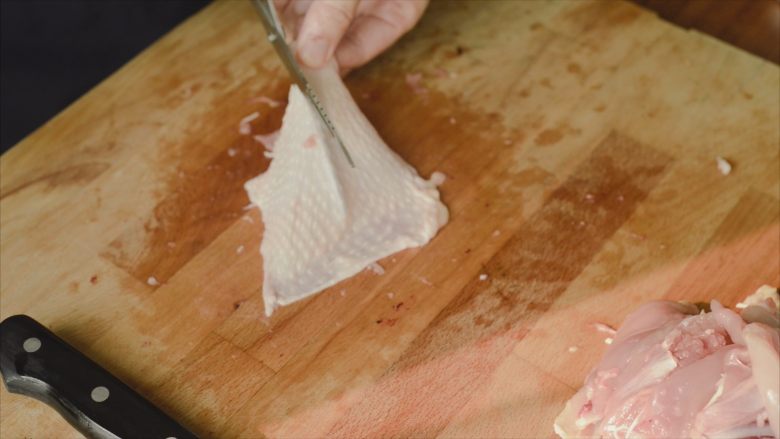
[299,37,330,67]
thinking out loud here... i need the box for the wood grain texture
[1,1,778,437]
[633,0,780,64]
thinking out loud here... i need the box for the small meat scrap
[239,111,260,135]
[367,262,385,275]
[716,156,732,175]
[429,171,447,186]
[249,95,282,107]
[590,322,616,336]
[253,130,280,150]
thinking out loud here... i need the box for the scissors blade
[250,0,355,167]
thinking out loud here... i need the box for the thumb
[297,0,359,68]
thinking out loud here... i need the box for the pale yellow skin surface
[245,64,446,316]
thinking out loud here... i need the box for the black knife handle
[0,315,198,439]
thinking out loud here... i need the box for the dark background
[1,0,209,153]
[1,0,777,154]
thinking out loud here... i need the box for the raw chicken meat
[244,63,448,316]
[555,286,780,438]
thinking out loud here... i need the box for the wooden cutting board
[1,1,778,437]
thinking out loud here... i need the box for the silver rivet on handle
[91,386,110,402]
[22,337,41,353]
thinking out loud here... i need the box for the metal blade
[250,0,355,167]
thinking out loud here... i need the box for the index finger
[297,0,360,67]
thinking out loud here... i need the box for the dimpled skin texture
[245,65,448,316]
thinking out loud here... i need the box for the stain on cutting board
[665,189,780,303]
[0,162,110,200]
[349,68,524,179]
[102,82,288,285]
[215,64,530,372]
[326,132,671,438]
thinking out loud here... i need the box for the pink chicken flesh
[555,286,780,439]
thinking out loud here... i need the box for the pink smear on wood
[405,72,428,95]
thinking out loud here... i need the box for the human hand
[274,0,429,73]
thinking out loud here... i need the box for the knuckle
[381,1,421,33]
[322,2,354,28]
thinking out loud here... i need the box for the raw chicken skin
[555,286,780,438]
[245,64,448,316]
